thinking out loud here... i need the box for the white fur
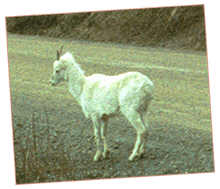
[50,52,154,161]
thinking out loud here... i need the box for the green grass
[8,33,211,131]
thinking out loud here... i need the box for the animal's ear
[59,45,64,55]
[57,45,64,60]
[57,50,60,60]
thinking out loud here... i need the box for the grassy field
[7,33,213,184]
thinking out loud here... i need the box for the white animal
[49,46,154,161]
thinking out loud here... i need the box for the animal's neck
[67,61,85,103]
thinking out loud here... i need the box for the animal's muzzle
[49,79,56,86]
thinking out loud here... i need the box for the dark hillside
[6,5,206,50]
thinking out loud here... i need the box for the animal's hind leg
[122,109,149,161]
[139,111,150,157]
[129,131,142,161]
[100,118,110,159]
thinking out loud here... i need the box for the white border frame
[1,1,219,188]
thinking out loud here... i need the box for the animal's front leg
[92,117,102,161]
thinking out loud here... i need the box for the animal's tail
[144,86,161,102]
[137,82,154,112]
[143,81,154,101]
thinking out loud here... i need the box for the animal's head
[49,46,69,86]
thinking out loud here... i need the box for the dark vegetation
[6,5,206,50]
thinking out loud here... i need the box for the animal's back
[80,72,153,118]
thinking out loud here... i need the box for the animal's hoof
[128,154,139,161]
[128,156,135,161]
[102,150,110,159]
[139,153,145,159]
[93,156,101,162]
[93,151,102,162]
[139,150,145,157]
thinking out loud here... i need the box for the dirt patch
[12,101,213,184]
